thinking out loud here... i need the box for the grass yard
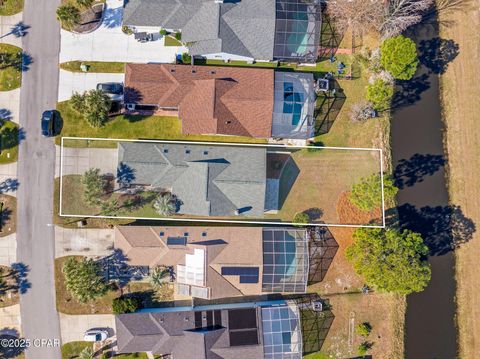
[0,194,16,237]
[56,101,266,147]
[437,0,480,357]
[59,61,126,73]
[266,148,382,225]
[0,44,22,91]
[164,35,182,46]
[61,341,92,359]
[0,0,23,15]
[0,121,20,164]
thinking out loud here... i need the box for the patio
[59,0,187,64]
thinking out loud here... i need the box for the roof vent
[170,68,176,73]
[163,149,169,153]
[203,150,208,155]
[210,70,216,75]
[202,232,207,237]
[185,149,190,154]
[225,120,232,124]
[184,317,189,322]
[159,231,164,236]
[184,232,189,237]
[191,69,197,74]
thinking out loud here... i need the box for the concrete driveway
[0,234,16,266]
[59,313,115,344]
[55,227,114,258]
[59,0,186,63]
[0,13,24,47]
[56,145,118,177]
[0,304,21,334]
[58,69,124,102]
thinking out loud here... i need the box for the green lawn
[61,341,92,359]
[0,44,22,91]
[59,61,126,73]
[164,35,182,46]
[0,121,20,164]
[55,101,266,147]
[0,0,24,15]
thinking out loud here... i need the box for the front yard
[55,256,173,314]
[0,44,22,91]
[55,101,266,147]
[0,121,20,164]
[0,0,23,16]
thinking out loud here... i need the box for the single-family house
[124,64,316,139]
[122,0,322,63]
[115,299,307,358]
[114,226,310,299]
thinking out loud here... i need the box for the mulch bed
[73,3,104,34]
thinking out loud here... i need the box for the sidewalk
[0,304,21,334]
[0,233,16,266]
[0,13,23,47]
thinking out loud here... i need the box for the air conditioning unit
[126,103,136,111]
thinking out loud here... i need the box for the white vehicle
[83,329,108,342]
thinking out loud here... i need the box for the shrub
[56,4,80,29]
[62,257,109,303]
[122,25,133,35]
[159,28,168,36]
[70,92,86,112]
[346,228,431,294]
[175,32,182,40]
[76,0,94,10]
[358,341,373,356]
[83,89,111,128]
[181,52,191,64]
[366,78,394,111]
[348,174,398,211]
[356,322,372,337]
[112,296,141,314]
[380,35,419,80]
[293,212,309,225]
[79,346,94,359]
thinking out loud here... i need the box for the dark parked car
[41,110,57,137]
[96,82,124,101]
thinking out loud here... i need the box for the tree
[181,52,191,64]
[346,228,431,294]
[100,199,118,216]
[112,296,141,314]
[381,0,433,38]
[82,168,105,206]
[150,266,169,289]
[366,78,394,111]
[175,32,182,41]
[153,193,177,216]
[56,5,80,29]
[79,346,94,359]
[356,322,373,337]
[83,89,111,128]
[381,35,419,80]
[62,257,109,303]
[349,173,398,211]
[159,28,168,36]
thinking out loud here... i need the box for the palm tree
[149,266,170,289]
[153,193,177,216]
[56,5,81,29]
[79,346,94,359]
[76,0,94,10]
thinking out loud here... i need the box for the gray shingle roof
[123,0,276,60]
[118,142,266,217]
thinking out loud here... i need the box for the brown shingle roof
[124,64,274,138]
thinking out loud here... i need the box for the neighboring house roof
[124,64,274,138]
[117,141,266,217]
[123,0,276,60]
[115,301,303,358]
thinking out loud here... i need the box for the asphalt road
[17,0,62,358]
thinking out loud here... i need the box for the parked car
[41,110,57,137]
[96,82,124,101]
[83,329,108,342]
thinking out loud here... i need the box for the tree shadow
[10,262,31,294]
[393,153,446,189]
[102,6,122,29]
[387,204,476,256]
[307,227,339,284]
[0,207,12,232]
[116,162,136,188]
[0,109,12,122]
[123,86,143,104]
[391,73,431,110]
[100,249,148,287]
[0,332,26,358]
[314,79,346,136]
[418,37,459,75]
[0,178,19,194]
[303,208,323,221]
[10,22,30,38]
